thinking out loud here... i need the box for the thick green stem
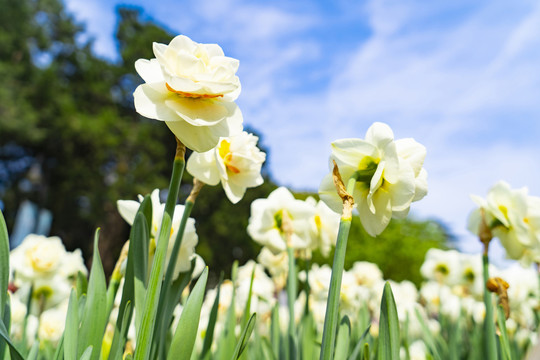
[482,253,497,359]
[287,246,297,360]
[134,140,185,360]
[319,177,356,360]
[154,199,195,357]
[304,255,311,316]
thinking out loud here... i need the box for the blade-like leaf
[334,316,351,360]
[0,319,24,360]
[64,289,79,360]
[79,346,94,360]
[134,213,172,360]
[414,308,441,360]
[27,340,40,360]
[167,267,209,360]
[77,230,108,360]
[0,210,10,320]
[270,304,280,360]
[497,305,512,360]
[348,325,371,360]
[230,313,257,360]
[377,282,400,360]
[201,272,224,359]
[76,271,88,298]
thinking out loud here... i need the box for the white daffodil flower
[133,35,243,152]
[9,235,68,281]
[319,122,426,236]
[187,131,266,203]
[305,197,340,257]
[420,248,462,285]
[38,307,67,345]
[467,181,540,264]
[257,247,288,290]
[247,187,316,253]
[117,188,199,279]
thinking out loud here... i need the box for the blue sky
[64,0,540,261]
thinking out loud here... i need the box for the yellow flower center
[498,205,509,219]
[218,139,241,174]
[314,215,322,229]
[165,83,223,99]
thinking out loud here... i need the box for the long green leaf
[347,325,371,360]
[153,200,195,358]
[230,313,257,360]
[80,346,94,360]
[131,211,150,331]
[482,254,497,359]
[270,303,281,360]
[413,308,441,360]
[261,338,277,360]
[76,271,88,298]
[64,289,79,360]
[26,340,39,360]
[52,334,65,360]
[77,229,108,360]
[496,305,512,360]
[0,210,10,321]
[0,301,9,360]
[0,319,23,360]
[376,282,400,360]
[300,313,316,360]
[109,200,150,360]
[134,213,172,360]
[216,263,239,360]
[167,267,209,360]
[201,272,224,359]
[334,316,351,360]
[286,246,297,360]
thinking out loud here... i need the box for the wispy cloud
[62,0,540,255]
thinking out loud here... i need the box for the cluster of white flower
[9,234,87,345]
[190,249,536,359]
[247,187,340,266]
[468,181,540,265]
[419,249,539,345]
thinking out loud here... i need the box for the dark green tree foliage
[0,1,175,272]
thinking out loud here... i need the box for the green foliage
[0,0,175,273]
[377,283,400,360]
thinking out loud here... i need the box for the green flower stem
[319,176,357,360]
[304,255,311,316]
[134,139,185,360]
[287,245,297,360]
[482,253,497,359]
[154,182,200,357]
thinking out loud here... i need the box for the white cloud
[62,0,540,257]
[64,0,117,59]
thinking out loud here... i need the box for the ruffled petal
[133,84,179,122]
[186,151,221,185]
